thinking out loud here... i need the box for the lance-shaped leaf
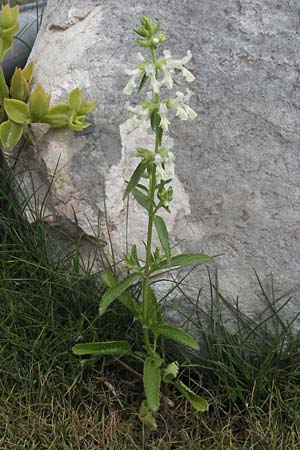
[123,161,149,199]
[101,271,142,318]
[143,358,161,412]
[163,361,179,383]
[132,187,152,210]
[99,272,140,316]
[68,87,83,113]
[144,281,161,325]
[72,340,133,356]
[139,400,157,430]
[137,72,148,93]
[154,253,211,271]
[0,120,23,151]
[10,68,28,102]
[22,61,35,83]
[0,5,19,29]
[150,324,199,350]
[154,215,171,265]
[175,380,209,412]
[29,84,50,122]
[42,104,70,127]
[4,98,30,124]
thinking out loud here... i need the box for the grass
[1,157,300,449]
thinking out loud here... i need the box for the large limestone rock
[13,0,300,327]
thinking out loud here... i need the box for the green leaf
[144,281,161,326]
[123,161,149,199]
[139,400,157,430]
[143,358,161,412]
[79,100,96,115]
[163,361,179,383]
[72,340,133,356]
[42,104,70,127]
[150,324,199,350]
[0,5,19,29]
[68,87,83,113]
[0,120,23,151]
[29,83,50,122]
[137,72,148,93]
[154,253,211,271]
[0,65,9,99]
[22,61,35,83]
[4,98,30,124]
[10,68,27,101]
[132,187,151,210]
[175,380,209,412]
[99,272,140,316]
[154,215,171,265]
[101,271,142,318]
[0,35,14,62]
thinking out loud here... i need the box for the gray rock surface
[14,0,300,329]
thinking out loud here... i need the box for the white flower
[122,104,151,133]
[168,89,197,121]
[161,49,195,89]
[159,102,171,132]
[155,154,175,182]
[145,64,161,94]
[154,139,176,182]
[123,67,143,95]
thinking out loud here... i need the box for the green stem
[141,45,163,355]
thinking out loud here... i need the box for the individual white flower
[123,104,151,133]
[155,154,175,182]
[145,63,161,94]
[168,89,197,121]
[154,140,176,182]
[123,67,144,95]
[159,102,171,132]
[161,49,195,88]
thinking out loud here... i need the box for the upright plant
[73,17,211,428]
[0,4,95,152]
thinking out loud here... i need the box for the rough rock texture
[14,0,300,328]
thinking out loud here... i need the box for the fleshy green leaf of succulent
[139,401,157,430]
[29,83,50,122]
[0,65,9,99]
[0,20,19,38]
[0,5,19,30]
[10,68,29,102]
[68,111,90,131]
[175,380,209,413]
[4,98,30,124]
[143,358,161,412]
[0,119,23,151]
[68,87,83,114]
[41,104,70,127]
[0,35,14,62]
[163,361,179,383]
[22,61,35,84]
[79,100,95,116]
